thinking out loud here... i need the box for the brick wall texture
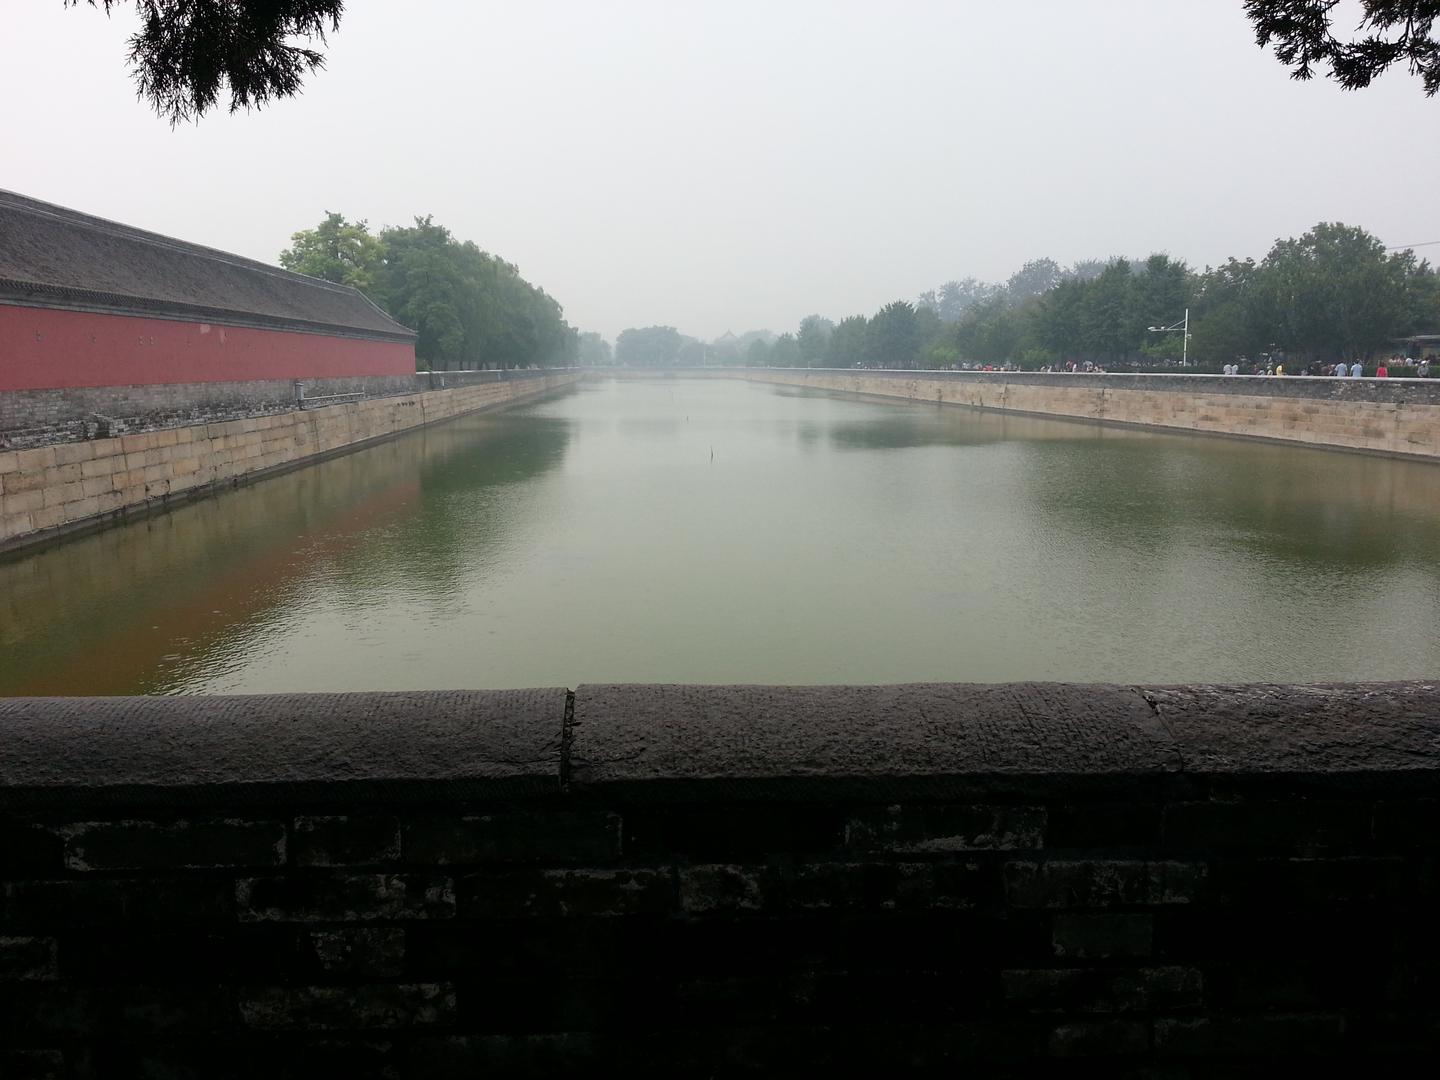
[0,777,1435,1074]
[0,372,581,549]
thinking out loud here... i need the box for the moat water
[3,377,1438,694]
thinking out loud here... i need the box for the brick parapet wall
[0,683,1436,1074]
[0,369,572,449]
[0,371,580,552]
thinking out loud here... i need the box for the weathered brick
[292,815,400,867]
[1003,966,1201,1013]
[787,860,994,911]
[63,819,286,870]
[1372,799,1440,849]
[310,927,405,977]
[1045,803,1164,849]
[1006,860,1208,908]
[3,878,234,930]
[409,1033,597,1076]
[846,804,1045,853]
[1047,1019,1149,1057]
[1216,857,1420,906]
[678,864,770,913]
[235,874,454,922]
[57,926,302,981]
[1053,913,1154,959]
[403,811,620,866]
[0,937,57,981]
[461,868,672,919]
[0,1049,63,1080]
[1165,800,1371,854]
[625,805,843,858]
[0,984,232,1038]
[0,824,64,877]
[238,982,454,1031]
[1155,1013,1346,1057]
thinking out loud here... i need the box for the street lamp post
[1147,308,1190,367]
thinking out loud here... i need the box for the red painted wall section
[0,305,415,390]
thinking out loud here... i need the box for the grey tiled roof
[0,190,415,342]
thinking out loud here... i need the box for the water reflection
[0,411,571,695]
[2,377,1437,694]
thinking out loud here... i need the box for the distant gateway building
[0,190,416,393]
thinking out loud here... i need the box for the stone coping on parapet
[1,682,1437,809]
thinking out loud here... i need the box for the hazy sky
[5,1,1438,342]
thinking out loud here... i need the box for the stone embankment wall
[742,369,1440,460]
[0,371,579,551]
[1,682,1436,1074]
[589,368,1440,460]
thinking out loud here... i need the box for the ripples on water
[2,377,1437,694]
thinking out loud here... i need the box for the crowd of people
[1219,354,1435,378]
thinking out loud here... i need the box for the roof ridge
[0,189,364,299]
[0,189,416,343]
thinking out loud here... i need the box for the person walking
[1350,360,1364,378]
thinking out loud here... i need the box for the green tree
[827,316,870,367]
[71,1,345,123]
[278,212,384,294]
[616,326,684,367]
[771,332,801,367]
[868,301,922,369]
[796,315,834,366]
[578,332,613,366]
[1259,222,1409,360]
[1246,0,1440,96]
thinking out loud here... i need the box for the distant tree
[70,1,345,123]
[796,315,834,366]
[936,278,998,321]
[1245,0,1440,96]
[827,315,870,367]
[745,338,772,367]
[954,294,1024,365]
[1005,258,1064,301]
[1131,254,1192,332]
[615,326,684,367]
[278,212,384,294]
[1258,222,1410,360]
[770,332,801,367]
[577,331,613,367]
[677,338,707,366]
[868,301,923,369]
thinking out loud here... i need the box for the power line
[1387,240,1440,249]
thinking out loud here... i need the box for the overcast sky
[5,1,1438,342]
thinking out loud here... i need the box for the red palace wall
[0,305,415,391]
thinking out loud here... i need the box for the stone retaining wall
[0,371,580,552]
[588,369,1440,459]
[741,369,1440,459]
[0,682,1437,1074]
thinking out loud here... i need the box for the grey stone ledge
[0,689,567,808]
[1,682,1437,809]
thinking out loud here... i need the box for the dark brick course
[1,682,1438,1072]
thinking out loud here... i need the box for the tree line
[607,222,1437,372]
[279,212,578,371]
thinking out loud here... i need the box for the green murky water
[3,377,1438,694]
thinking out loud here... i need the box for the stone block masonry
[598,368,1440,461]
[0,371,581,552]
[741,368,1440,460]
[1,682,1437,1074]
